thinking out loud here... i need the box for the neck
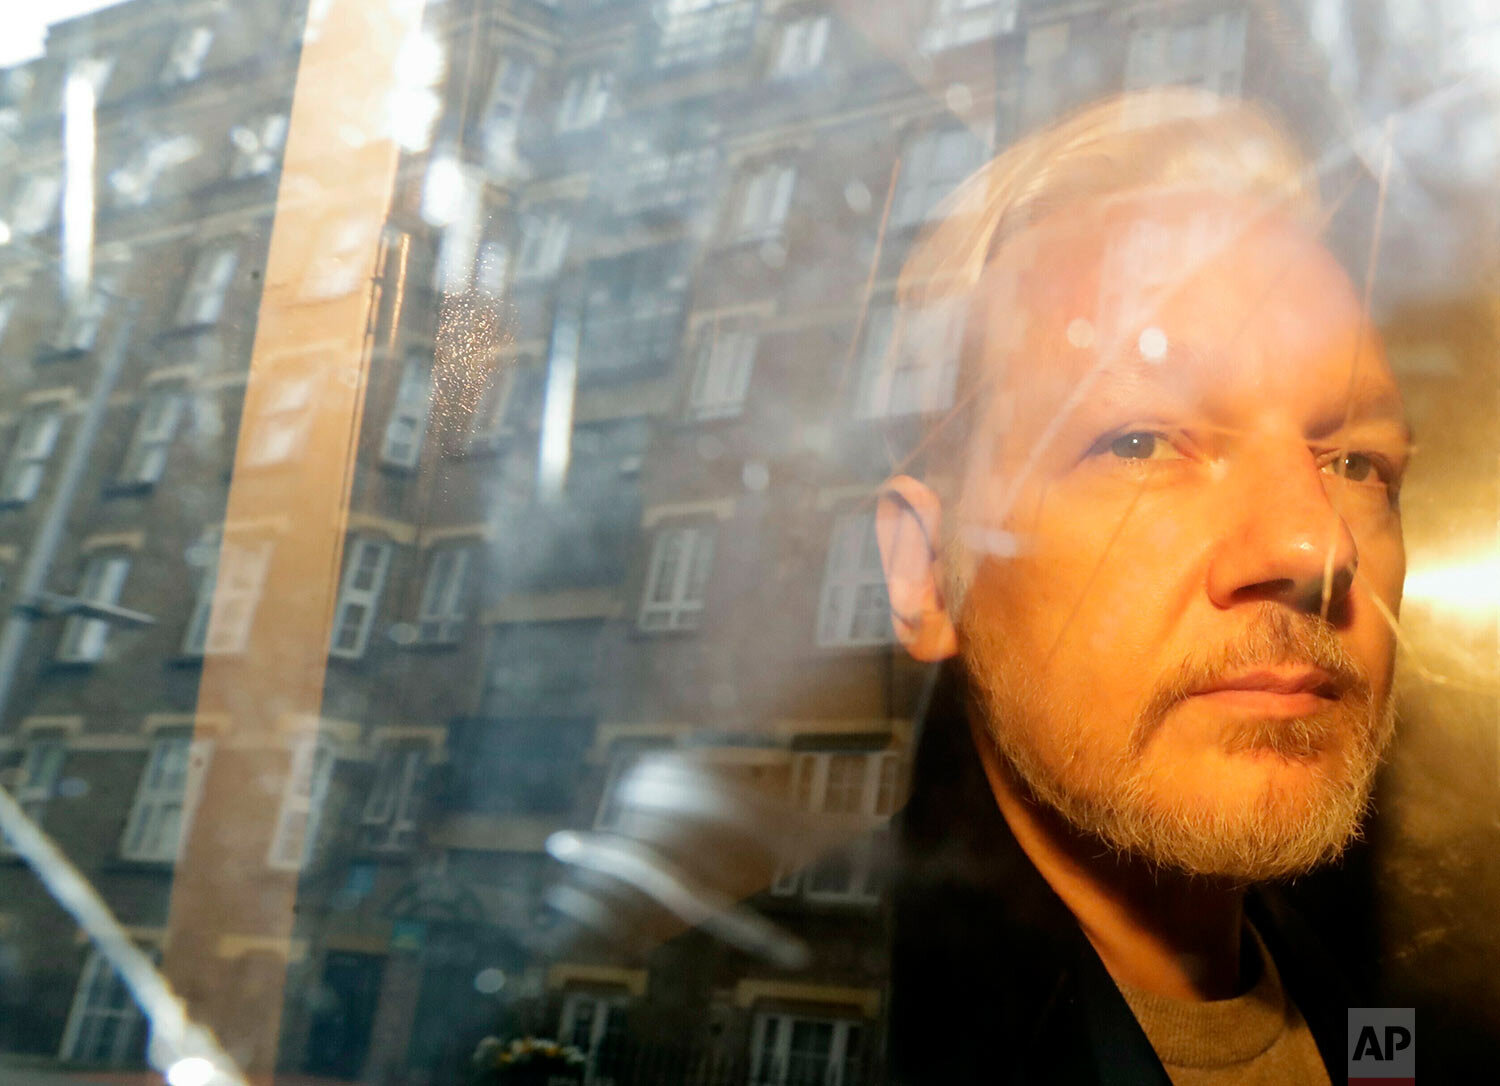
[970,716,1246,1001]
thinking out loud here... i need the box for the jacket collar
[887,663,1346,1084]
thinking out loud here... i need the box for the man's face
[952,192,1409,880]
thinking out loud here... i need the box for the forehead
[967,191,1402,453]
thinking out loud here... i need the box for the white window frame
[181,539,273,656]
[119,732,212,864]
[638,525,715,632]
[267,736,335,871]
[329,537,393,659]
[467,363,524,448]
[654,0,755,69]
[773,751,898,901]
[0,408,63,505]
[380,356,431,468]
[57,554,132,663]
[559,991,627,1083]
[163,26,214,84]
[0,294,15,348]
[176,244,238,328]
[815,512,892,648]
[750,1013,863,1086]
[361,742,425,850]
[118,389,183,487]
[851,299,964,420]
[921,0,1018,54]
[617,146,718,215]
[245,371,318,467]
[514,211,571,281]
[229,113,288,179]
[734,164,796,241]
[1125,10,1248,96]
[556,68,612,132]
[416,547,471,644]
[107,134,199,208]
[686,327,756,420]
[1,732,66,853]
[482,54,535,171]
[11,173,61,236]
[771,15,830,78]
[54,284,111,353]
[58,949,149,1066]
[891,127,987,227]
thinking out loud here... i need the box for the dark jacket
[886,665,1354,1085]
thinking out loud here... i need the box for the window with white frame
[1,732,66,850]
[560,991,628,1080]
[106,134,200,208]
[1125,10,1248,96]
[361,741,426,849]
[891,127,987,226]
[0,408,63,505]
[773,750,899,901]
[579,249,689,378]
[181,538,273,656]
[751,1013,864,1086]
[852,299,965,420]
[162,26,214,84]
[654,0,756,69]
[638,525,715,632]
[267,736,335,871]
[57,553,132,663]
[467,361,540,448]
[58,950,149,1067]
[0,294,15,348]
[476,239,511,294]
[380,356,431,468]
[245,371,318,467]
[771,14,830,78]
[686,327,756,420]
[229,113,288,179]
[481,54,535,171]
[921,0,1017,54]
[329,537,393,658]
[616,147,717,216]
[734,163,796,241]
[514,211,571,281]
[11,173,60,236]
[556,68,612,132]
[54,283,112,353]
[593,745,663,830]
[117,389,183,487]
[416,547,471,644]
[791,750,900,817]
[815,512,891,647]
[120,731,211,863]
[175,244,238,327]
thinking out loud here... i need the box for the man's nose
[1205,447,1359,617]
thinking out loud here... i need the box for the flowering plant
[469,1036,587,1084]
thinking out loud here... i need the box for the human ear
[875,475,958,661]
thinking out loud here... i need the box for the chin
[1121,753,1376,882]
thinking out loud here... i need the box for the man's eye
[1098,431,1183,461]
[1323,452,1380,483]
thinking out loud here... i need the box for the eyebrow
[1077,343,1413,443]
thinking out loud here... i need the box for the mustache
[1128,606,1374,759]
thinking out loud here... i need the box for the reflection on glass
[0,0,1495,1084]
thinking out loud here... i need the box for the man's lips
[1186,669,1340,716]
